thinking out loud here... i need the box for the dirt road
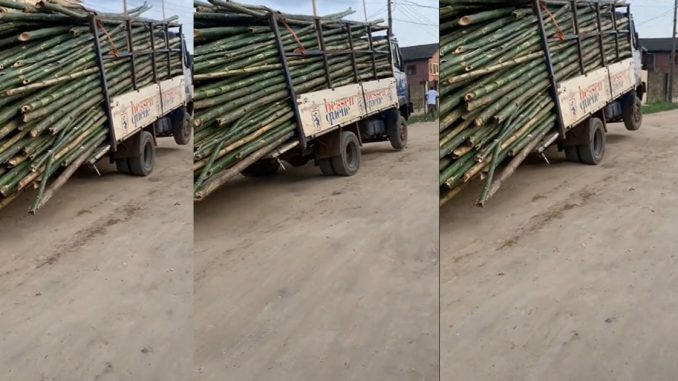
[194,123,439,381]
[441,111,678,381]
[0,141,192,381]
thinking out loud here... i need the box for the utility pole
[670,0,678,102]
[161,0,166,20]
[362,0,368,23]
[123,0,128,15]
[387,0,393,39]
[311,0,317,17]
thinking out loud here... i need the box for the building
[640,38,677,102]
[401,43,439,114]
[641,38,676,73]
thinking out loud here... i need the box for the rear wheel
[564,146,580,162]
[115,159,131,174]
[623,94,642,131]
[241,159,280,177]
[330,131,361,176]
[318,158,335,176]
[128,131,155,176]
[577,117,606,165]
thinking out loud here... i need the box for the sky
[629,0,678,39]
[237,0,439,48]
[82,0,194,51]
[75,1,676,51]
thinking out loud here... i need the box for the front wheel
[172,107,192,145]
[388,115,408,150]
[623,94,642,131]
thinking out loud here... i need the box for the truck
[438,0,645,205]
[533,0,644,165]
[240,13,413,178]
[87,13,193,176]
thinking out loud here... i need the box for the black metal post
[88,14,117,153]
[179,24,185,79]
[164,23,171,79]
[533,0,566,138]
[596,3,607,67]
[627,4,633,57]
[126,19,137,90]
[571,0,585,75]
[270,13,307,149]
[367,24,378,80]
[314,17,332,88]
[346,23,359,83]
[611,6,620,62]
[149,22,157,84]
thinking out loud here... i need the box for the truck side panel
[557,58,635,129]
[296,78,399,139]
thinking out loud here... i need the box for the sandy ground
[0,140,193,381]
[194,123,439,381]
[441,110,678,381]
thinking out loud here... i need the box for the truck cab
[390,37,413,119]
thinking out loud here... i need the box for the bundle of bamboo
[193,0,393,200]
[0,0,183,213]
[440,0,632,206]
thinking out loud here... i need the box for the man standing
[426,86,439,121]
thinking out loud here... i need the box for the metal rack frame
[267,12,390,149]
[88,14,183,153]
[533,0,633,138]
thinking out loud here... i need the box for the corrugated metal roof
[401,43,439,62]
[640,38,675,53]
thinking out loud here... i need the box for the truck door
[390,39,409,108]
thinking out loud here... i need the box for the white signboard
[296,84,366,138]
[110,84,162,142]
[159,76,187,113]
[110,76,187,142]
[362,78,398,114]
[557,66,612,128]
[608,58,635,99]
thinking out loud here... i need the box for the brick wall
[404,49,440,114]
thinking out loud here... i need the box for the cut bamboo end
[458,17,472,27]
[18,33,31,42]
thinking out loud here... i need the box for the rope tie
[540,0,565,41]
[279,16,306,55]
[96,20,119,58]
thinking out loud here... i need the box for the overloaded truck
[439,0,644,206]
[192,1,412,199]
[0,2,192,212]
[94,14,193,177]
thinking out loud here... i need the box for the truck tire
[564,146,580,163]
[388,115,408,150]
[577,117,605,165]
[623,94,642,131]
[330,131,360,176]
[241,159,279,177]
[172,108,191,145]
[115,159,131,174]
[318,158,335,176]
[128,131,155,176]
